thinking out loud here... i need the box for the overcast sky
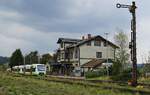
[0,0,150,63]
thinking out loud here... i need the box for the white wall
[79,40,115,65]
[57,40,116,66]
[80,59,91,66]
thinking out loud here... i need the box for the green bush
[85,71,99,78]
[111,60,122,76]
[111,68,141,82]
[111,68,132,81]
[0,64,7,71]
[85,69,107,78]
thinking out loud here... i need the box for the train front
[34,64,46,75]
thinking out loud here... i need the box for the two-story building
[56,34,119,75]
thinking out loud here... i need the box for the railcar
[12,64,46,75]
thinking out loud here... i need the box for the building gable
[76,36,119,49]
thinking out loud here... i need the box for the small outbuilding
[81,59,106,72]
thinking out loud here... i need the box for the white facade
[57,35,118,67]
[79,40,115,65]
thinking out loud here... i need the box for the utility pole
[104,32,109,76]
[116,2,137,86]
[38,54,41,64]
[23,55,26,75]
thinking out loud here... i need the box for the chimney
[87,34,91,39]
[82,36,85,40]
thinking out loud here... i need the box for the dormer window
[86,42,91,46]
[104,41,107,47]
[94,40,101,46]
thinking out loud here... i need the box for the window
[61,53,64,59]
[58,54,60,60]
[65,52,69,59]
[75,49,78,58]
[37,65,45,71]
[96,52,102,58]
[61,43,63,48]
[104,41,107,47]
[94,40,101,46]
[86,42,91,46]
[70,52,73,59]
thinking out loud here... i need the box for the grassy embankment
[0,72,142,95]
[87,75,150,83]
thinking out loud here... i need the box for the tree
[25,54,31,64]
[112,59,122,75]
[145,51,150,63]
[114,30,130,70]
[0,56,9,64]
[25,51,39,64]
[142,51,150,76]
[41,53,52,64]
[30,51,38,64]
[9,49,23,68]
[53,53,58,63]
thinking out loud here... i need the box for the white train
[12,64,46,75]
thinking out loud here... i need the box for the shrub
[111,59,133,81]
[111,68,141,82]
[111,60,122,76]
[85,69,107,78]
[85,71,99,78]
[0,64,7,71]
[111,68,132,81]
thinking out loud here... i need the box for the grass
[87,76,150,84]
[138,77,150,84]
[0,72,149,95]
[86,76,111,80]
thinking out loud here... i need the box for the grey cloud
[0,0,150,63]
[0,0,130,33]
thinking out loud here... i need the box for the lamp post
[116,2,137,86]
[104,32,109,76]
[38,54,41,64]
[23,54,26,75]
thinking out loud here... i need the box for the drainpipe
[78,47,80,66]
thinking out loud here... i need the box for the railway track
[43,77,150,95]
[39,75,150,95]
[11,73,150,95]
[47,75,150,87]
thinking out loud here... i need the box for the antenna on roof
[104,33,109,40]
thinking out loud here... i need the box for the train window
[37,65,45,71]
[19,68,22,72]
